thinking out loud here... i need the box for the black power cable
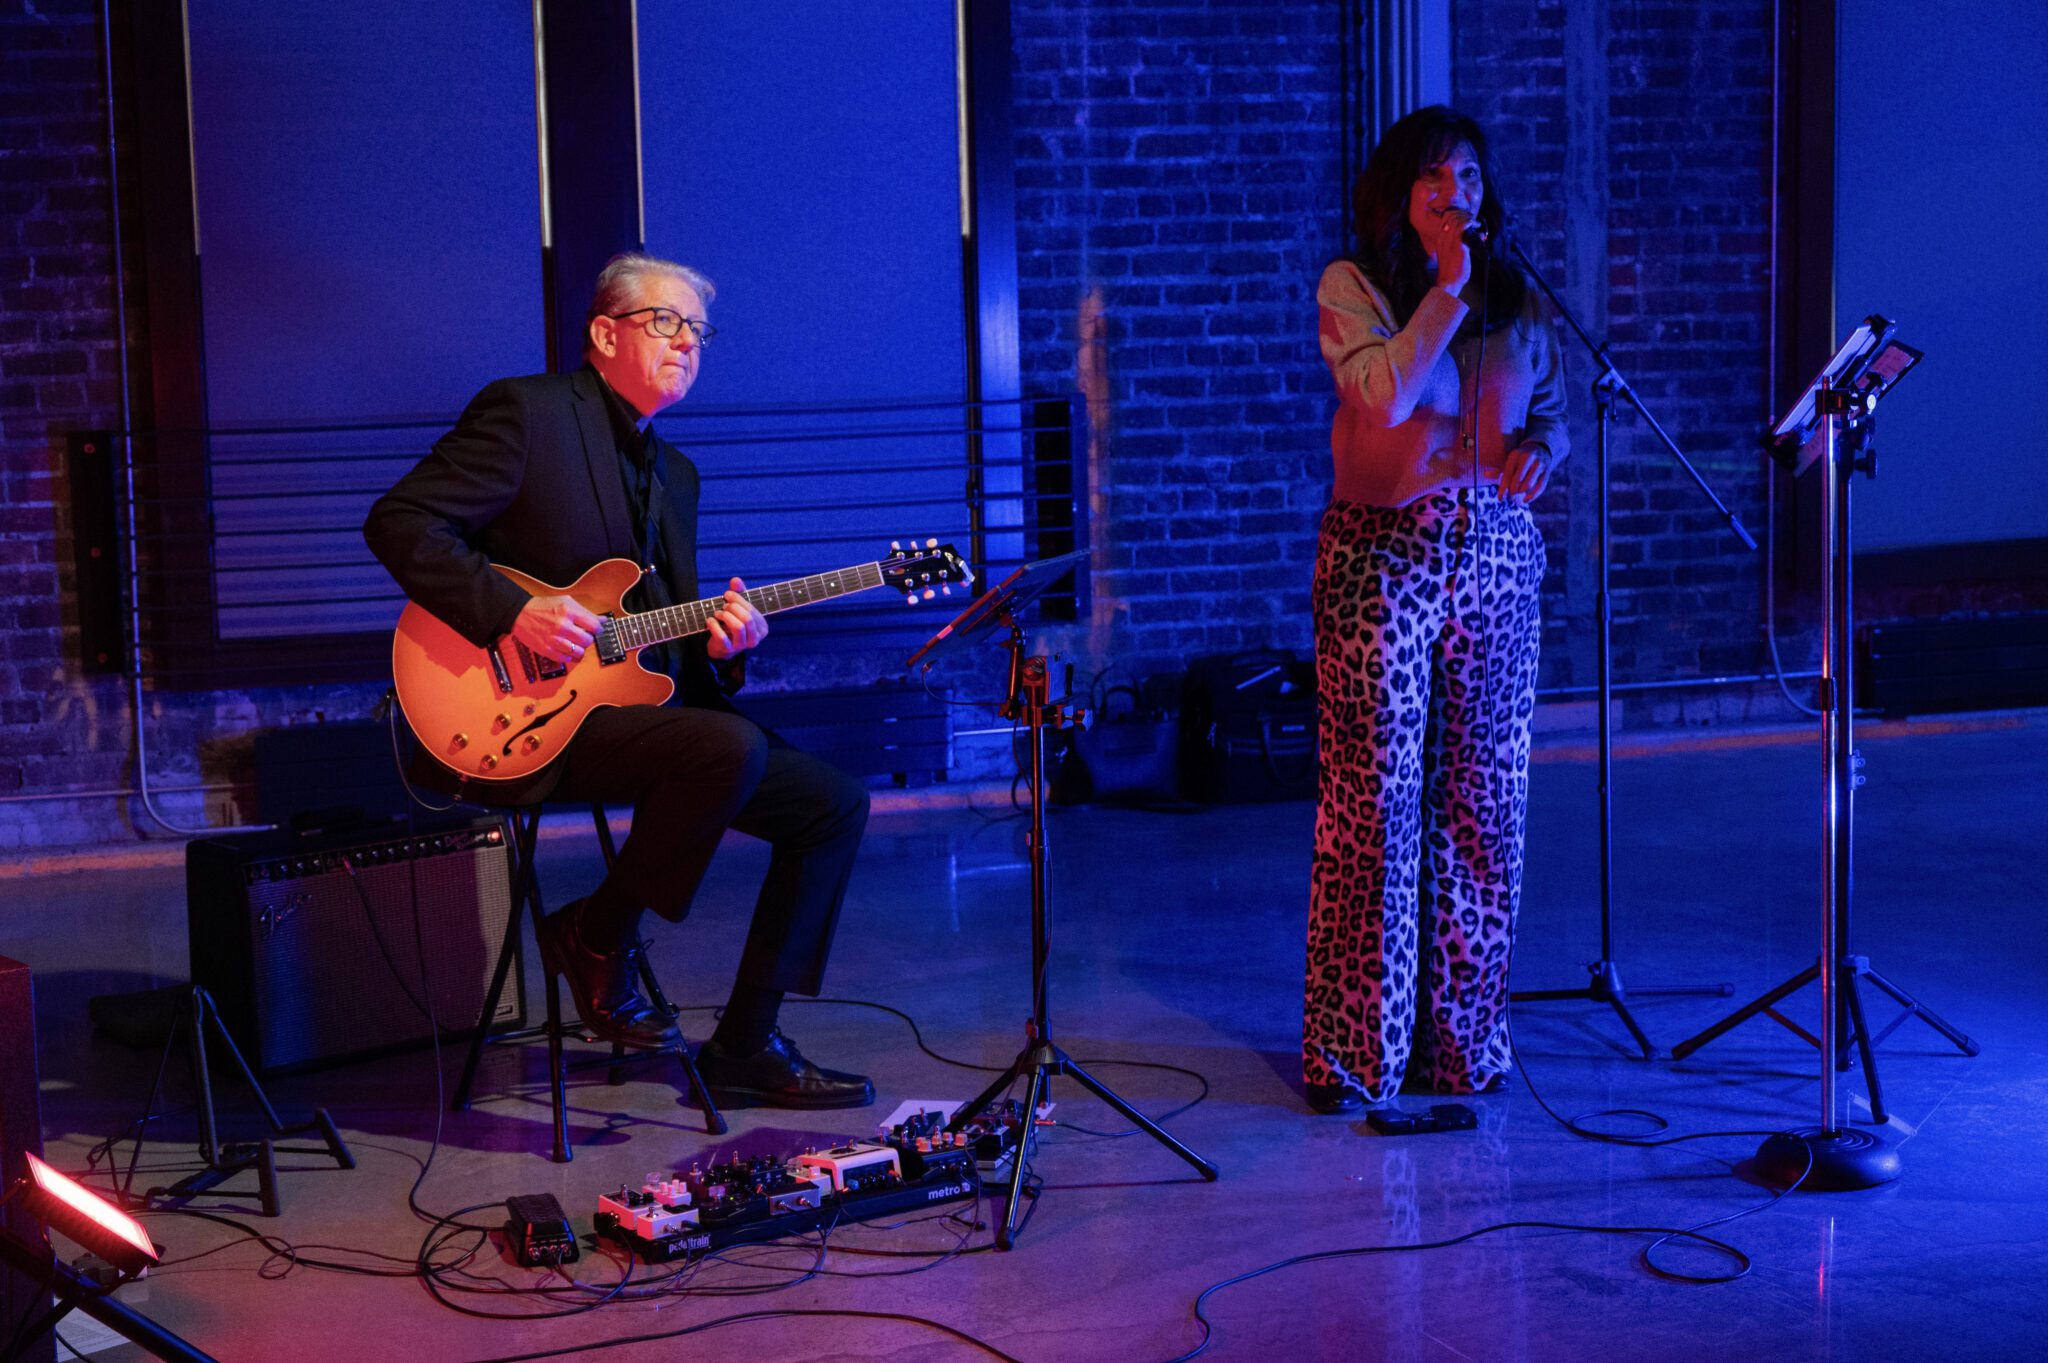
[1152,1190,1798,1363]
[455,1306,1029,1363]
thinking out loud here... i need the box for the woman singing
[1303,106,1568,1113]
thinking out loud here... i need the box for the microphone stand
[1505,235,1750,1056]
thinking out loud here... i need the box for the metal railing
[73,393,1087,692]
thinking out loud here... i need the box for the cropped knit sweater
[1317,258,1569,508]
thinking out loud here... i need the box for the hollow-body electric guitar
[392,542,969,782]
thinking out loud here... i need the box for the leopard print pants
[1303,488,1544,1102]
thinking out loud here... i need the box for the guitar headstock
[883,539,973,603]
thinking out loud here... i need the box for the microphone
[1461,218,1492,246]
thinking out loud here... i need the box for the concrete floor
[5,710,2044,1362]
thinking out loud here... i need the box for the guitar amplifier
[186,812,523,1076]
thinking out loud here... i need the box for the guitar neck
[610,562,889,650]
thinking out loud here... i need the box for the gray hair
[585,252,716,339]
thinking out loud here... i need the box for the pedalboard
[1365,1103,1478,1136]
[591,1101,1046,1262]
[595,1140,977,1262]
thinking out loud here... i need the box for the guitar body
[392,558,673,783]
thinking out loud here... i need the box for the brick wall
[1,0,138,845]
[1460,0,1786,714]
[1009,0,1343,676]
[1010,0,1794,725]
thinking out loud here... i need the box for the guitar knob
[480,754,499,771]
[493,713,511,732]
[449,733,469,751]
[522,736,542,754]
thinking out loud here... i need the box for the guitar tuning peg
[905,591,918,604]
[922,587,935,600]
[925,537,937,548]
[941,585,952,596]
[890,540,901,552]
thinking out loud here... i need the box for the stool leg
[670,1039,729,1136]
[453,813,535,1111]
[591,804,724,1134]
[592,806,635,1090]
[543,966,572,1164]
[633,956,724,1133]
[517,815,575,1165]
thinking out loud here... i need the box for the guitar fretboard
[608,562,889,651]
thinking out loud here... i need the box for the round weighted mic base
[1755,1127,1901,1192]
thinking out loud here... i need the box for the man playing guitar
[364,252,874,1109]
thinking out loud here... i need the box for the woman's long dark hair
[1352,105,1526,335]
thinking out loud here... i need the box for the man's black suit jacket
[364,367,738,803]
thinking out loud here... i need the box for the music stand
[910,550,1217,1249]
[1671,316,1975,1189]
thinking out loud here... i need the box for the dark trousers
[547,705,869,997]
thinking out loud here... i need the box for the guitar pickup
[488,643,515,694]
[594,618,625,665]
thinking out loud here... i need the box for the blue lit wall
[1837,0,2048,550]
[187,0,544,426]
[637,2,975,612]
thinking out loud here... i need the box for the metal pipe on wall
[100,0,269,838]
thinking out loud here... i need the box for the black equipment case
[1179,650,1318,802]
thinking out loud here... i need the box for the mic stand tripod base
[954,1034,1219,1251]
[1510,959,1724,1060]
[1755,1126,1901,1191]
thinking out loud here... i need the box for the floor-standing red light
[19,1151,160,1277]
[2,1152,213,1360]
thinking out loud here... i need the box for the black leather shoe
[535,900,680,1051]
[1306,1081,1365,1114]
[696,1028,874,1109]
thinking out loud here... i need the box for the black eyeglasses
[608,307,716,346]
